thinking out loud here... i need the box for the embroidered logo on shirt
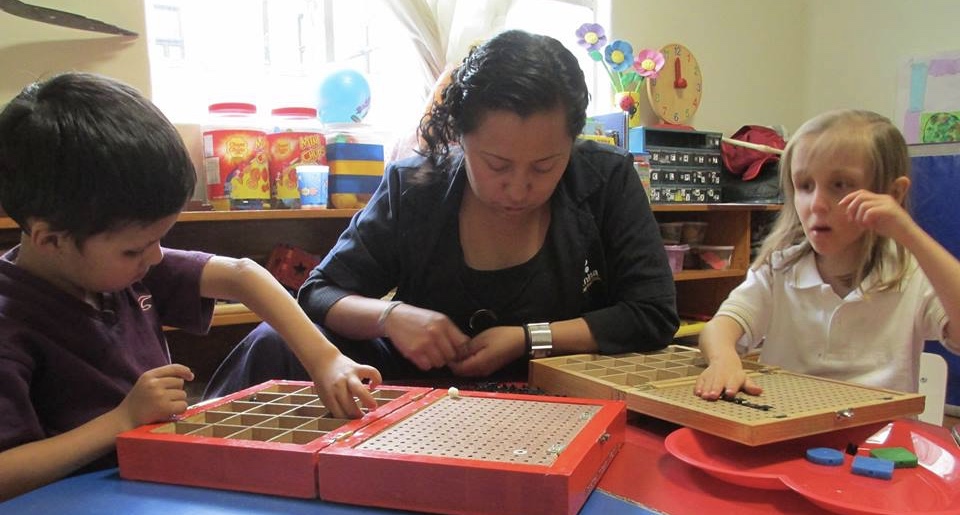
[138,295,153,311]
[582,259,601,293]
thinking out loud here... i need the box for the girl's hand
[308,354,382,419]
[447,326,525,377]
[839,189,916,241]
[383,304,469,371]
[694,358,762,400]
[116,364,194,429]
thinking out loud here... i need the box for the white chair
[918,352,948,426]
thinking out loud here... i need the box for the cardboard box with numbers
[528,345,925,446]
[117,380,626,515]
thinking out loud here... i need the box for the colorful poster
[896,51,960,144]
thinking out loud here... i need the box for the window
[145,0,602,146]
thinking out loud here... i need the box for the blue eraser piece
[806,447,844,466]
[851,455,894,480]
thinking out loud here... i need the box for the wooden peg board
[317,389,626,515]
[355,395,601,466]
[118,381,626,515]
[528,346,925,446]
[118,380,431,498]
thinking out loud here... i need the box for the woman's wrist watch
[524,322,553,359]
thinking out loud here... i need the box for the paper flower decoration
[575,23,664,94]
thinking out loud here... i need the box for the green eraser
[869,447,918,468]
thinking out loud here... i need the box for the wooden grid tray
[317,389,625,515]
[528,345,925,446]
[117,380,430,498]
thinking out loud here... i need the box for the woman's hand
[384,303,470,371]
[308,354,382,419]
[447,326,526,377]
[115,364,194,429]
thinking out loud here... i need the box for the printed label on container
[203,129,269,203]
[267,131,326,201]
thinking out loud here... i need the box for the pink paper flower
[633,49,665,78]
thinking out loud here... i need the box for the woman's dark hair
[419,30,589,170]
[0,72,196,244]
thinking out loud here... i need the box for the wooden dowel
[722,137,784,155]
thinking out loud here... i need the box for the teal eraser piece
[851,455,894,479]
[806,447,844,466]
[869,447,918,468]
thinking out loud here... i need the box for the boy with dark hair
[0,72,381,499]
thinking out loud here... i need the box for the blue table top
[2,468,655,514]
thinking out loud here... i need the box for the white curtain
[383,0,597,160]
[386,0,517,102]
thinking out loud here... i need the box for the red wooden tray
[117,380,429,498]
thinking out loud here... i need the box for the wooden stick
[722,137,784,155]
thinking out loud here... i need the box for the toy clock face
[646,43,702,125]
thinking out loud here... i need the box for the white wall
[0,1,150,102]
[1,1,959,140]
[611,0,808,136]
[803,0,960,123]
[612,0,960,136]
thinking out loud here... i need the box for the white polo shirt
[717,243,951,393]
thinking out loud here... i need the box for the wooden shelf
[173,303,711,340]
[163,303,261,332]
[673,269,747,281]
[175,209,359,223]
[0,203,780,229]
[651,203,781,213]
[0,209,360,231]
[210,303,262,327]
[674,320,707,338]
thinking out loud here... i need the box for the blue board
[910,142,960,413]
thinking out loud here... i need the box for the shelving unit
[0,204,779,332]
[653,203,781,321]
[0,203,779,395]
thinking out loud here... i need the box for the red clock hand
[673,57,687,89]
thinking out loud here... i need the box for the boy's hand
[310,354,382,419]
[840,189,916,241]
[117,364,194,429]
[383,304,469,371]
[694,359,762,400]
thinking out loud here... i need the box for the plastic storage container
[324,123,385,210]
[202,103,269,210]
[659,222,684,244]
[681,221,708,245]
[268,107,327,209]
[692,244,734,270]
[664,244,690,274]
